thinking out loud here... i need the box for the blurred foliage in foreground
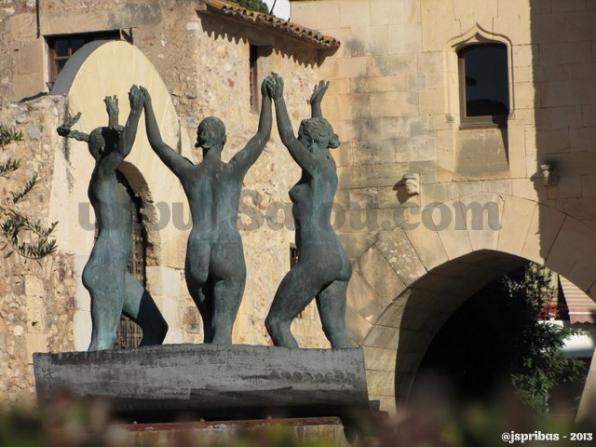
[1,389,594,447]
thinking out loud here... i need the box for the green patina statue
[140,76,273,345]
[57,86,168,351]
[265,75,353,349]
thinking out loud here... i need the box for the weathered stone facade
[0,96,76,400]
[292,0,596,416]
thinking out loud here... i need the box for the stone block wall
[291,0,596,231]
[0,96,77,401]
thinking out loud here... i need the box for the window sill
[459,117,507,130]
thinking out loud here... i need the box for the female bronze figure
[265,75,353,349]
[57,86,168,351]
[140,77,272,345]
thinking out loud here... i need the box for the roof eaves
[197,0,340,51]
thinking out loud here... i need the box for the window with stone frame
[458,43,509,127]
[46,30,129,87]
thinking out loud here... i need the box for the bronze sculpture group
[57,74,353,351]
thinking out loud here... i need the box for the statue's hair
[298,117,340,149]
[197,117,226,148]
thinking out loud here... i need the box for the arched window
[114,172,147,349]
[458,43,509,125]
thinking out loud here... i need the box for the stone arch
[345,193,596,412]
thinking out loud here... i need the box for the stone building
[1,0,596,422]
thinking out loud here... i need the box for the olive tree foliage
[0,124,57,259]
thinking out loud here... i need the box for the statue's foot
[329,335,353,349]
[266,317,300,348]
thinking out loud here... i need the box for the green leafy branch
[0,158,20,177]
[0,123,57,260]
[0,124,23,148]
[12,172,38,204]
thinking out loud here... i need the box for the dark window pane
[459,44,509,117]
[47,31,122,82]
[70,38,85,53]
[54,39,69,57]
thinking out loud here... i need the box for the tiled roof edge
[197,0,340,50]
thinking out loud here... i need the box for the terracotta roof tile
[197,0,340,50]
[560,277,596,324]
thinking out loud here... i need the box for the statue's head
[88,128,107,159]
[298,118,340,151]
[196,117,226,151]
[88,127,120,160]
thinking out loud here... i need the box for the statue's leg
[86,266,124,351]
[265,265,322,348]
[209,242,247,345]
[185,243,212,342]
[210,272,246,345]
[316,280,353,349]
[194,285,214,343]
[122,272,168,346]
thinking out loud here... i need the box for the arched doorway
[414,261,591,413]
[343,193,596,415]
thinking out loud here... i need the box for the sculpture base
[33,344,369,422]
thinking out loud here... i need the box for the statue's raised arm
[104,95,121,130]
[99,86,144,173]
[57,112,90,142]
[140,86,193,179]
[269,73,318,174]
[310,80,329,119]
[229,76,273,175]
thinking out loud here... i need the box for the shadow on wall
[197,14,336,68]
[529,0,596,270]
[530,0,596,423]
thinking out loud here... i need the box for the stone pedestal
[33,344,369,422]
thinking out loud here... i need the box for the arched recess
[119,161,161,266]
[48,40,193,350]
[344,193,596,413]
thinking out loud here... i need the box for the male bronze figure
[57,86,168,351]
[140,76,272,345]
